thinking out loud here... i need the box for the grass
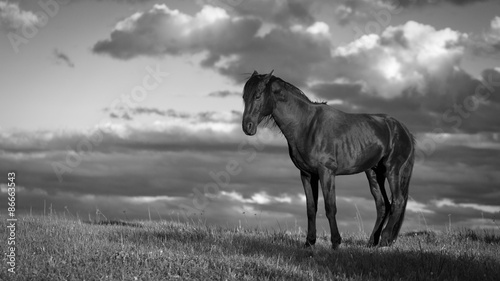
[1,215,499,281]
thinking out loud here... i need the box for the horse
[242,70,415,248]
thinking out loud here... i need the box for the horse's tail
[393,121,415,235]
[399,124,415,193]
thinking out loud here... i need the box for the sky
[0,0,499,235]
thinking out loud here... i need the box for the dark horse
[242,70,415,248]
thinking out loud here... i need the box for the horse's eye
[255,92,262,99]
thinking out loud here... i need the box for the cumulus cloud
[0,1,40,33]
[92,4,332,85]
[93,4,261,59]
[93,6,499,135]
[330,21,466,98]
[305,21,500,134]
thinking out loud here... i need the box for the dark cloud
[208,90,241,98]
[110,111,132,120]
[105,107,243,124]
[384,0,490,7]
[311,82,364,101]
[229,0,315,27]
[309,68,500,134]
[0,117,284,156]
[333,0,494,26]
[53,49,75,68]
[1,120,499,232]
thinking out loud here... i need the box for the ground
[1,215,499,280]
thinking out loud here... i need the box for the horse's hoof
[378,239,392,247]
[331,243,341,250]
[303,241,315,248]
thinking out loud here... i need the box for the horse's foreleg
[365,168,390,247]
[319,167,341,249]
[300,171,319,247]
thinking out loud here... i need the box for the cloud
[487,16,500,44]
[434,198,500,214]
[1,116,499,232]
[468,16,500,56]
[330,21,466,99]
[306,21,500,134]
[311,80,364,101]
[226,0,315,27]
[208,90,242,98]
[334,2,369,26]
[333,0,494,26]
[0,1,40,33]
[53,49,75,68]
[93,8,499,135]
[105,107,243,125]
[110,111,132,120]
[92,4,332,86]
[384,0,491,7]
[93,4,261,59]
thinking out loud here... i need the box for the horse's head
[242,70,275,136]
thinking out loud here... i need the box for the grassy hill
[1,215,499,280]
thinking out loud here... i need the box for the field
[1,215,499,281]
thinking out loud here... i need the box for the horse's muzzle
[243,120,257,136]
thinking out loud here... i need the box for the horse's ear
[252,70,259,76]
[263,70,274,84]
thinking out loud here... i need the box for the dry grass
[1,215,499,280]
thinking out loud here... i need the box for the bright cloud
[434,198,500,214]
[93,4,261,59]
[291,21,330,36]
[221,191,293,205]
[0,1,40,33]
[330,21,466,98]
[406,200,434,214]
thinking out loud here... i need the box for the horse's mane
[273,77,327,105]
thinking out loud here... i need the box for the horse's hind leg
[379,161,411,247]
[365,166,390,247]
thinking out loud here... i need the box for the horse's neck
[272,93,315,142]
